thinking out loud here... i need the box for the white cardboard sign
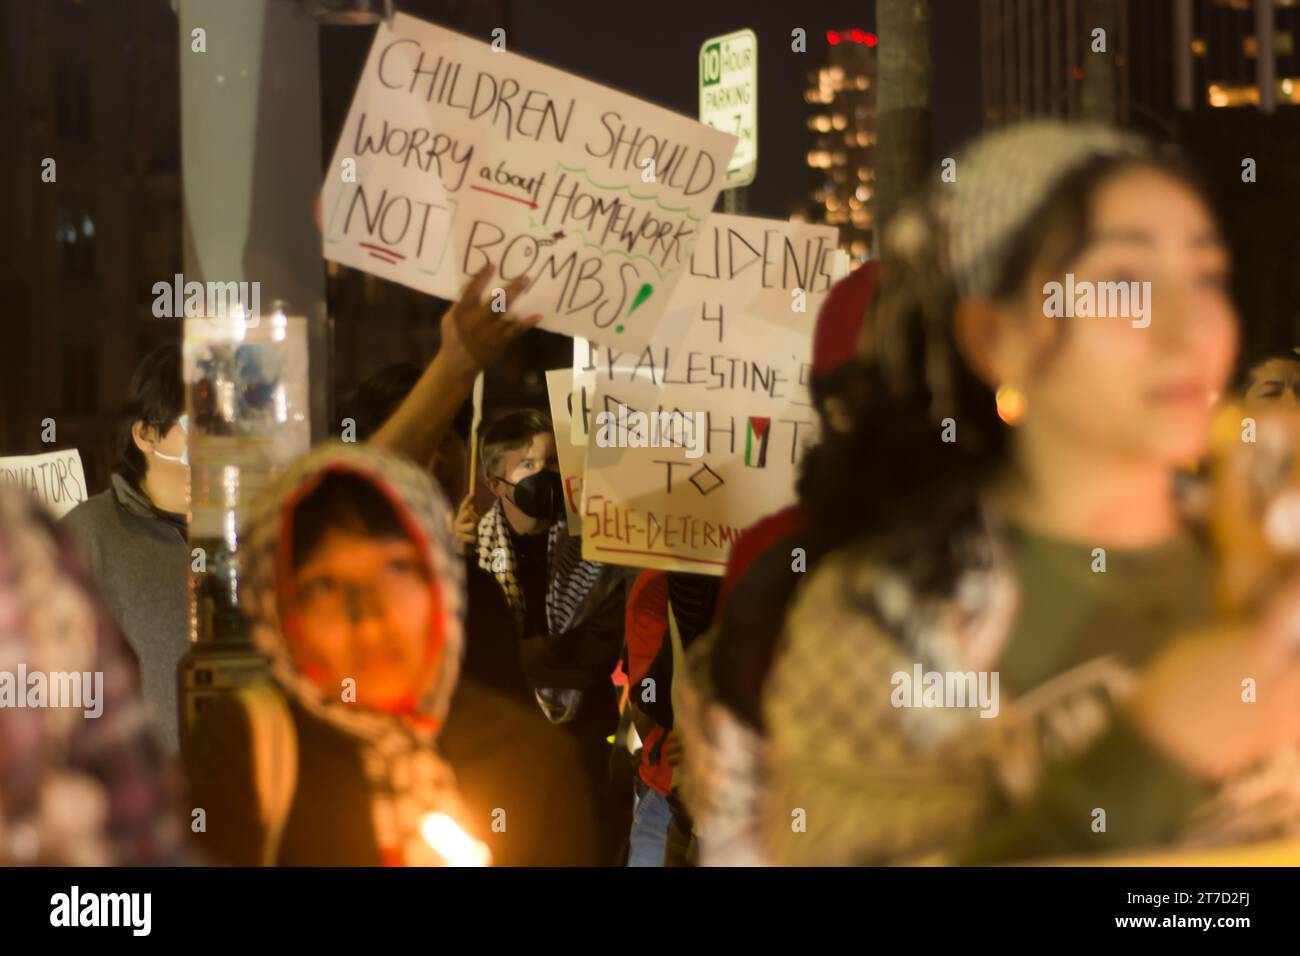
[0,449,89,519]
[322,13,738,351]
[544,368,587,532]
[580,214,844,573]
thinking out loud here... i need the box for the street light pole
[176,0,329,736]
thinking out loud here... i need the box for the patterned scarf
[0,488,184,865]
[242,443,476,866]
[0,488,103,860]
[475,499,603,637]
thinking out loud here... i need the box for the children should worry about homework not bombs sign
[322,13,738,351]
[580,213,844,574]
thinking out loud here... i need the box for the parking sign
[699,29,757,188]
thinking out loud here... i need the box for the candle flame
[419,812,491,867]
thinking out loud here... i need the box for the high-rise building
[0,0,181,492]
[797,28,877,266]
[980,0,1300,131]
[981,0,1107,124]
[1189,0,1300,110]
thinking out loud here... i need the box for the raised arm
[369,265,541,467]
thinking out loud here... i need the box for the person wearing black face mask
[458,409,631,863]
[491,467,566,523]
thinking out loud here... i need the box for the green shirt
[999,524,1215,696]
[959,523,1218,863]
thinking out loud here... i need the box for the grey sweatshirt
[63,473,188,752]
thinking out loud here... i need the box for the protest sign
[580,213,844,573]
[568,335,597,448]
[544,368,586,532]
[322,13,738,351]
[0,449,88,518]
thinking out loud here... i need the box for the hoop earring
[995,384,1027,426]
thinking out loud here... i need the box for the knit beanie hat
[906,121,1148,296]
[876,121,1152,417]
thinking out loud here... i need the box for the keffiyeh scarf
[475,500,603,637]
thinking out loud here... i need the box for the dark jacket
[461,520,627,755]
[187,678,598,866]
[183,443,599,867]
[62,473,189,752]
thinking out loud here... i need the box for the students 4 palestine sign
[580,213,843,574]
[322,13,738,351]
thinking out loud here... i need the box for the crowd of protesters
[6,120,1300,866]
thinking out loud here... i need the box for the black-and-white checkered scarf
[475,499,602,637]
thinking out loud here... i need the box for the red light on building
[831,28,877,47]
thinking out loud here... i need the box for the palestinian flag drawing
[744,416,771,468]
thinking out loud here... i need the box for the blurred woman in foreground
[0,487,186,866]
[762,122,1300,865]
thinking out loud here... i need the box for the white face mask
[153,414,189,466]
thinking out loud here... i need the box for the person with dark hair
[674,262,880,866]
[760,122,1300,866]
[338,362,473,504]
[461,407,628,861]
[1237,348,1300,405]
[184,444,596,866]
[62,342,190,752]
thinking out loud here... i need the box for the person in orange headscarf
[185,443,595,866]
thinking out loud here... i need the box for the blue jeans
[627,778,672,867]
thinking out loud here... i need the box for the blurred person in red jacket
[709,261,882,729]
[670,263,879,865]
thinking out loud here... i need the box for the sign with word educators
[0,449,88,519]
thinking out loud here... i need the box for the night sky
[322,0,984,221]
